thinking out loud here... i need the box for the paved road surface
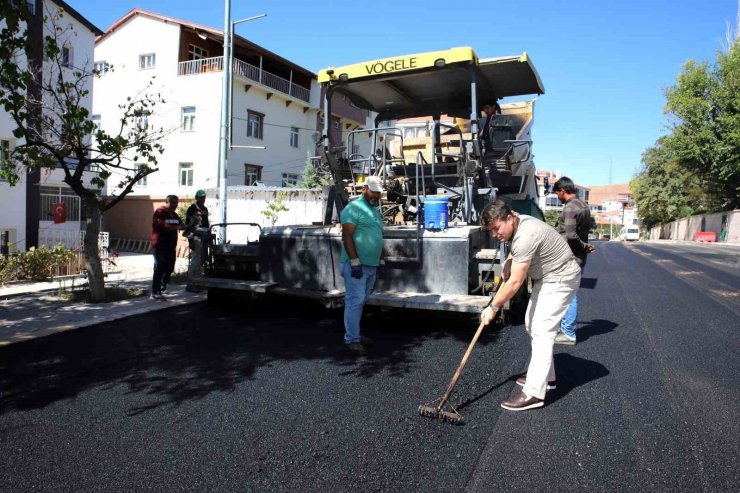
[1,241,737,491]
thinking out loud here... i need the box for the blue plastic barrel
[424,196,449,231]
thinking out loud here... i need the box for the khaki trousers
[522,275,580,399]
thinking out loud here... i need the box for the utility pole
[216,0,232,243]
[216,0,265,244]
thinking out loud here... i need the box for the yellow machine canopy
[317,47,545,121]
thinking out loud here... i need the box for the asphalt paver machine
[190,47,546,314]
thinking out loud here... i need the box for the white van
[619,227,640,241]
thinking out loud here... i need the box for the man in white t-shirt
[480,200,581,411]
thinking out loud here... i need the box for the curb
[0,291,206,347]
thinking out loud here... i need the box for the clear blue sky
[68,0,738,187]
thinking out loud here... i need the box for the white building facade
[0,0,101,251]
[93,9,373,207]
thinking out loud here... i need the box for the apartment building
[535,169,590,212]
[93,9,376,241]
[93,9,373,204]
[0,0,102,251]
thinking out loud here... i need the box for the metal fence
[37,229,112,276]
[40,188,81,223]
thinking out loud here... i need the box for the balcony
[177,56,311,103]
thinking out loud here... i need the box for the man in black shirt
[185,189,210,277]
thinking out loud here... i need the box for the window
[93,61,108,74]
[135,112,150,131]
[40,185,81,222]
[333,120,340,130]
[1,139,11,161]
[179,162,193,186]
[61,44,73,68]
[545,196,561,207]
[244,164,262,186]
[138,174,148,187]
[289,127,299,148]
[281,172,299,187]
[91,115,101,147]
[188,44,209,61]
[139,53,156,70]
[617,193,630,201]
[27,0,36,15]
[181,106,196,132]
[247,110,263,139]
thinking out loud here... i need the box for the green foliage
[296,152,332,189]
[0,245,76,283]
[636,41,740,227]
[544,210,560,228]
[176,201,190,222]
[632,140,704,229]
[261,192,290,226]
[0,4,171,301]
[0,5,167,200]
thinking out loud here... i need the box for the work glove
[350,259,363,279]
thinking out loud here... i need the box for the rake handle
[436,320,487,410]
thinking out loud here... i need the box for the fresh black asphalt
[0,241,737,492]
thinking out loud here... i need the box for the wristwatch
[489,305,500,313]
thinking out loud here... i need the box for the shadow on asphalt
[0,296,503,416]
[580,277,598,289]
[577,318,618,343]
[546,353,609,404]
[454,374,520,413]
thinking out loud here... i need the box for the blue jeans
[152,246,176,294]
[560,294,578,339]
[341,260,377,344]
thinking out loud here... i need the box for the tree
[634,38,739,228]
[631,138,704,229]
[660,40,739,211]
[261,192,289,226]
[544,210,559,228]
[0,4,169,301]
[296,151,332,189]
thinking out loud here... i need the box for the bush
[0,244,76,283]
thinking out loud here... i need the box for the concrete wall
[207,186,327,245]
[103,196,168,241]
[102,187,327,243]
[649,210,739,243]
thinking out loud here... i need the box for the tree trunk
[83,199,106,302]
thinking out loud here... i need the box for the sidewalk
[0,253,205,347]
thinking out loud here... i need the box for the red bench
[695,231,717,242]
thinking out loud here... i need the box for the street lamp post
[610,215,615,240]
[216,0,265,243]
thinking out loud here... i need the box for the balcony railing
[178,56,311,103]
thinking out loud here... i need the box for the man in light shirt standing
[480,200,581,411]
